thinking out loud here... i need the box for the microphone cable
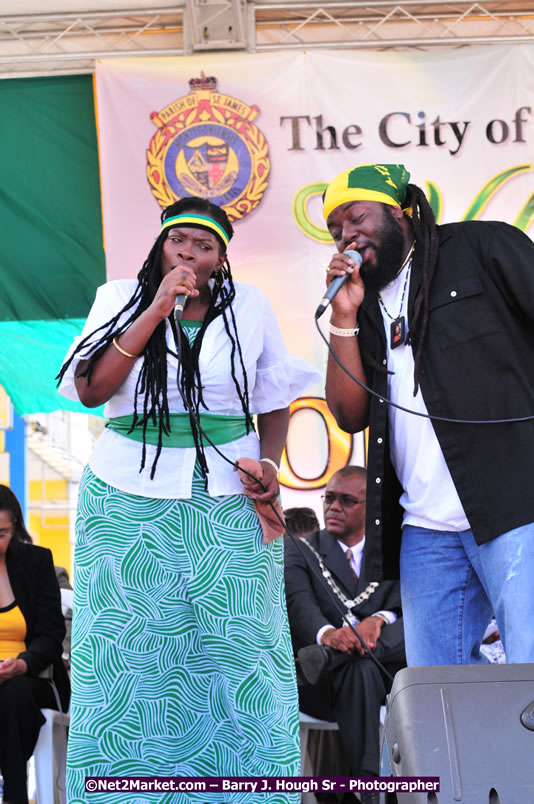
[315,315,534,425]
[170,317,272,499]
[171,317,396,683]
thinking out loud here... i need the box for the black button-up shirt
[358,220,534,581]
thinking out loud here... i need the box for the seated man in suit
[284,465,404,803]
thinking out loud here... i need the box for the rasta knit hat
[323,163,411,221]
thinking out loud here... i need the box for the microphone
[174,293,188,325]
[315,249,363,319]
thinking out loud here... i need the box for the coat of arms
[147,73,270,221]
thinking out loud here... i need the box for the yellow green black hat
[323,163,411,221]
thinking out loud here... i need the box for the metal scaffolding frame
[0,7,184,76]
[0,2,534,77]
[252,1,534,50]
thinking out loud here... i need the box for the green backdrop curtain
[0,74,105,414]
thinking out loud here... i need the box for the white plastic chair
[299,712,339,804]
[299,707,387,803]
[59,588,73,616]
[33,708,70,804]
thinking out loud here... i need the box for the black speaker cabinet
[380,663,534,804]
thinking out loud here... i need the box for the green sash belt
[106,413,248,448]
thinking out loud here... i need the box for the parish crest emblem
[147,74,270,221]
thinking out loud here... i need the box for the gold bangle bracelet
[112,336,140,359]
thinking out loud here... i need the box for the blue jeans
[400,522,534,665]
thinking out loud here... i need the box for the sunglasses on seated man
[321,493,366,508]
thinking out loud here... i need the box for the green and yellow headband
[323,163,411,221]
[160,213,230,249]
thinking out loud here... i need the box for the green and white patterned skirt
[67,464,300,803]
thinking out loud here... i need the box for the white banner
[95,45,534,513]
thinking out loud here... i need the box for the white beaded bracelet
[259,458,280,476]
[329,324,359,337]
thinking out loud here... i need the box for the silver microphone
[174,292,188,324]
[315,249,363,319]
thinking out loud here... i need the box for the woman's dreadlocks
[57,196,254,482]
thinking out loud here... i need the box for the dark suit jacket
[284,528,401,653]
[6,542,70,711]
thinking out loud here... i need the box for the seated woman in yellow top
[0,485,69,804]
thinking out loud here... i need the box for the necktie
[345,548,359,583]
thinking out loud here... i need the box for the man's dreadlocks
[357,183,439,394]
[403,183,440,395]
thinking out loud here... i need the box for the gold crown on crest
[189,72,217,91]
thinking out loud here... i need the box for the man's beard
[359,206,407,293]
